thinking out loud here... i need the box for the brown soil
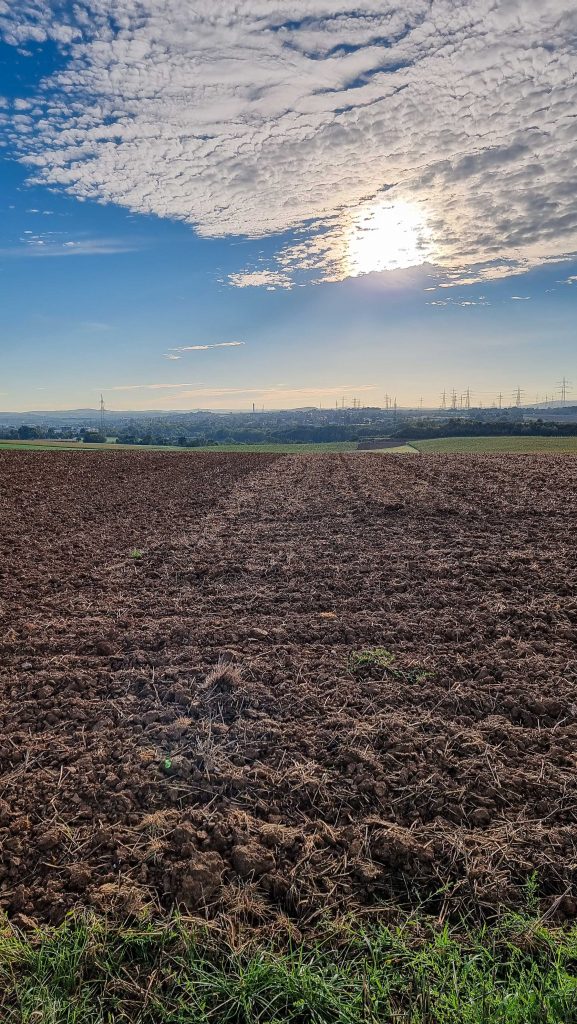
[1,451,576,932]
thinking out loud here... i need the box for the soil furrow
[0,451,576,931]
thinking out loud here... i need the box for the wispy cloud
[104,383,377,404]
[162,341,245,359]
[169,342,246,353]
[0,233,141,258]
[106,382,205,392]
[80,320,111,331]
[3,3,577,286]
[427,297,490,308]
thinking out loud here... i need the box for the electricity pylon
[557,377,572,405]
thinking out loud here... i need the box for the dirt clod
[231,843,276,879]
[178,851,226,905]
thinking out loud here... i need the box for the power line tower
[440,389,447,410]
[451,388,458,411]
[465,387,472,411]
[99,394,106,435]
[514,386,524,409]
[384,393,390,410]
[557,377,572,406]
[419,396,423,410]
[497,392,503,410]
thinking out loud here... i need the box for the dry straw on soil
[0,451,576,934]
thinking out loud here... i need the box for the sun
[346,200,432,277]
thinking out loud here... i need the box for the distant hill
[530,401,577,411]
[0,409,198,425]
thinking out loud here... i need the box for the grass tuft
[349,648,396,672]
[349,649,430,683]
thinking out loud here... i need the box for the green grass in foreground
[0,440,358,454]
[1,911,576,1023]
[413,436,577,454]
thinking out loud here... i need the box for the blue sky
[1,2,577,411]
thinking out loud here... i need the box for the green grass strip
[1,910,576,1022]
[413,436,577,454]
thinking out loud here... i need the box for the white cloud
[228,271,294,290]
[170,342,245,352]
[510,295,531,300]
[2,2,577,285]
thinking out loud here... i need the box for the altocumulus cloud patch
[2,0,577,286]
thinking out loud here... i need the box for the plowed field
[1,451,576,932]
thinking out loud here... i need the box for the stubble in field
[0,450,576,932]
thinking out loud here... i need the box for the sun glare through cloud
[3,1,577,291]
[346,201,434,278]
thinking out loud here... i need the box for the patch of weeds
[129,548,144,560]
[349,647,395,672]
[402,667,431,684]
[350,648,430,683]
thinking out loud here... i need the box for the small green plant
[350,647,396,672]
[129,548,143,560]
[524,872,541,916]
[350,648,431,682]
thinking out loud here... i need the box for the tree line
[5,412,577,447]
[393,417,577,440]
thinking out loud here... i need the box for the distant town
[2,398,577,447]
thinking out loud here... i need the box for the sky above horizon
[1,1,577,412]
